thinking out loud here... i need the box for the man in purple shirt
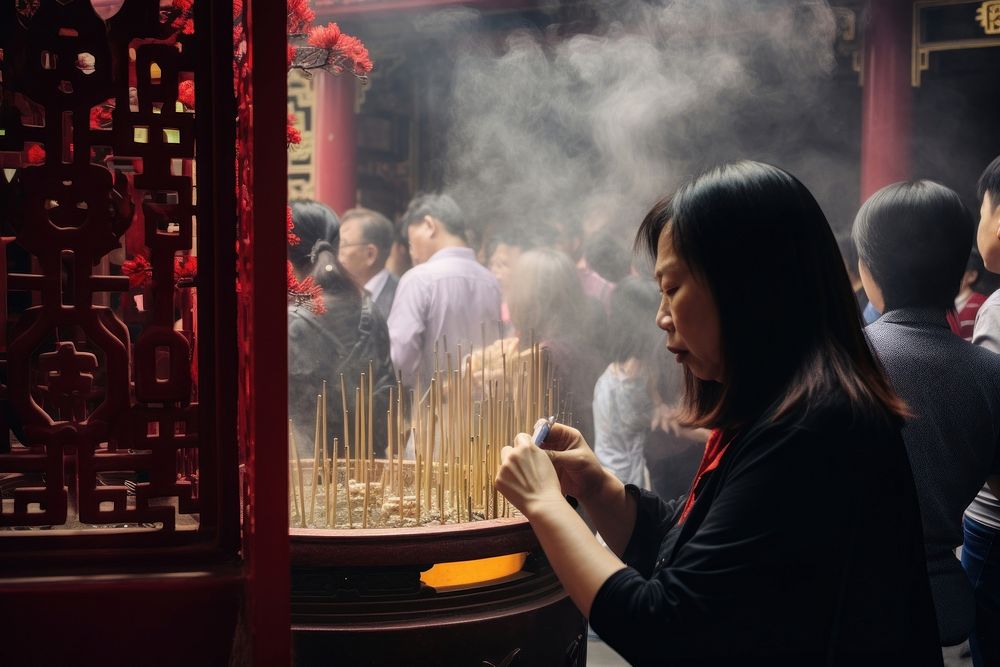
[388,194,501,391]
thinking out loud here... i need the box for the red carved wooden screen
[0,0,238,562]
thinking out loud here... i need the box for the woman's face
[654,227,723,382]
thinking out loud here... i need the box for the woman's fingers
[538,422,586,452]
[500,445,514,465]
[514,432,534,447]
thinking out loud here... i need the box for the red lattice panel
[0,0,203,535]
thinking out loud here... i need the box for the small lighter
[531,415,557,445]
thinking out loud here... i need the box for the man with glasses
[338,207,398,318]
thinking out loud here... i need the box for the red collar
[678,429,733,524]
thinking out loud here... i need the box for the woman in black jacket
[287,199,395,460]
[495,161,941,665]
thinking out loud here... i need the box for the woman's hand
[534,421,609,501]
[495,433,566,518]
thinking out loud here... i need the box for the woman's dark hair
[608,276,661,365]
[853,181,973,312]
[288,199,356,295]
[636,160,906,431]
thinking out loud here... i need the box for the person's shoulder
[287,303,319,328]
[863,318,912,362]
[752,390,893,447]
[978,289,1000,315]
[863,316,892,340]
[395,264,432,291]
[973,291,1000,342]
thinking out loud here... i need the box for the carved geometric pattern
[287,69,315,201]
[0,0,201,534]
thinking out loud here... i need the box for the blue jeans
[962,516,1000,667]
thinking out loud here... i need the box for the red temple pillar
[314,74,357,215]
[860,0,913,200]
[246,0,292,663]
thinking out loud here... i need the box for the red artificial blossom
[287,115,302,146]
[287,262,325,314]
[287,207,300,246]
[171,0,194,35]
[288,0,316,34]
[121,254,198,289]
[122,255,153,289]
[174,255,198,285]
[295,21,373,78]
[90,99,114,130]
[25,144,45,165]
[178,80,195,110]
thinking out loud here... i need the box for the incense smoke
[420,0,852,245]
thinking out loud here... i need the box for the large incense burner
[288,342,587,664]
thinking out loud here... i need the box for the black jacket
[589,398,942,666]
[288,293,395,459]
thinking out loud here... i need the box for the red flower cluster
[307,23,342,50]
[90,100,114,130]
[25,144,45,165]
[307,22,373,77]
[287,207,300,246]
[178,80,195,110]
[122,255,153,289]
[287,115,302,146]
[174,254,198,284]
[288,0,316,34]
[287,262,325,314]
[122,254,198,289]
[288,43,297,68]
[339,34,373,76]
[171,0,194,35]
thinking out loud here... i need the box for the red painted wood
[0,569,243,667]
[860,0,913,200]
[291,516,537,567]
[244,0,292,663]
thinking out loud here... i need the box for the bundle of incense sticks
[288,333,570,529]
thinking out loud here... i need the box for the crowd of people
[289,154,1000,665]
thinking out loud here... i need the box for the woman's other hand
[496,433,565,518]
[534,421,608,501]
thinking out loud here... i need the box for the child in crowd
[965,154,1000,667]
[953,248,1000,341]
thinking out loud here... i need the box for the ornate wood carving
[0,0,222,552]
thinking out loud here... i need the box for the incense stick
[309,393,321,526]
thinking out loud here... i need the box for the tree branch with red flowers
[159,0,373,315]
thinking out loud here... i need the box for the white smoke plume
[420,0,848,242]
